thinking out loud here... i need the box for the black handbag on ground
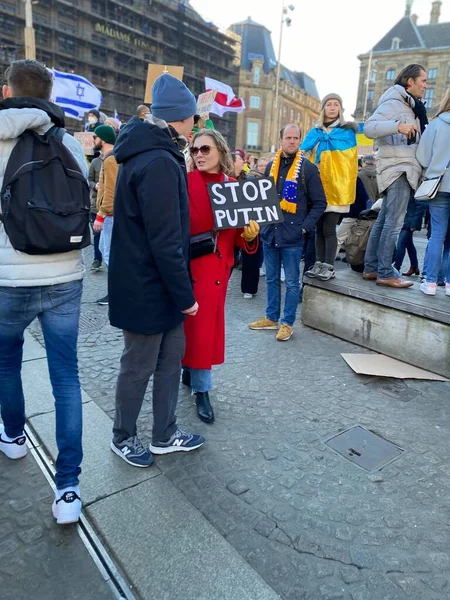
[190,230,217,260]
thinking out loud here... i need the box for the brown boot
[402,266,420,277]
[376,278,414,288]
[362,273,377,280]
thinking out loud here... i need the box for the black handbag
[190,230,217,260]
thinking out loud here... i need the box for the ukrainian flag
[301,127,358,207]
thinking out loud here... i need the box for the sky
[190,0,450,117]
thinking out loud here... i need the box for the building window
[424,88,434,108]
[391,37,400,50]
[427,68,438,80]
[253,66,260,85]
[283,105,287,117]
[297,111,302,122]
[367,90,374,100]
[369,69,377,82]
[386,69,396,81]
[290,109,294,121]
[246,121,259,147]
[448,67,450,79]
[250,95,261,109]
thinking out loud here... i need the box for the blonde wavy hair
[191,129,234,177]
[436,89,450,117]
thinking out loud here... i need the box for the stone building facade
[354,1,450,120]
[227,18,321,154]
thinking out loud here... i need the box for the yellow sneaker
[276,324,293,341]
[248,317,279,330]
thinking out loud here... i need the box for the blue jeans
[264,242,303,326]
[425,193,450,284]
[99,216,114,268]
[90,213,102,263]
[184,368,212,393]
[0,281,83,490]
[394,229,418,270]
[364,175,412,279]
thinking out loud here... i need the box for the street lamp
[272,1,294,150]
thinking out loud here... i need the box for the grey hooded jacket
[416,112,450,195]
[364,85,423,194]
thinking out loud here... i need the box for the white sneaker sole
[52,500,81,525]
[150,441,204,455]
[276,333,293,342]
[110,441,154,468]
[249,325,279,330]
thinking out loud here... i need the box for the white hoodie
[0,108,88,287]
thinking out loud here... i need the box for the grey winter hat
[321,93,343,109]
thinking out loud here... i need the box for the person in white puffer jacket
[0,59,88,526]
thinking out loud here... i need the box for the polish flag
[204,77,245,117]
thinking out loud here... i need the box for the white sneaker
[420,281,437,296]
[280,267,286,282]
[52,488,82,525]
[259,267,266,277]
[243,293,253,299]
[446,284,450,297]
[0,424,27,459]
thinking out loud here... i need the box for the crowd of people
[0,58,449,527]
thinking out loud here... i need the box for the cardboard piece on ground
[197,90,217,119]
[74,131,95,156]
[144,64,184,104]
[341,353,449,382]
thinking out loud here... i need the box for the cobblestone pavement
[30,246,450,600]
[0,449,112,600]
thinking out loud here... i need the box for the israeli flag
[50,69,102,121]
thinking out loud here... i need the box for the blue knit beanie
[151,74,197,122]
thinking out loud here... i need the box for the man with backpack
[0,60,89,525]
[249,124,326,341]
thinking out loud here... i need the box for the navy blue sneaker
[150,428,205,455]
[110,436,154,468]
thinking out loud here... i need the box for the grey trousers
[113,324,185,444]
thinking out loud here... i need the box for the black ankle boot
[181,369,191,387]
[195,392,214,423]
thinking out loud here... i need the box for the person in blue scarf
[301,93,358,280]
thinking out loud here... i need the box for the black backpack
[0,126,90,255]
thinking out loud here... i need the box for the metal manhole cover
[324,425,405,472]
[78,311,107,334]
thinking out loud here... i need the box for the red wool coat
[183,169,257,370]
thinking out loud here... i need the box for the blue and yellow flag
[301,127,358,207]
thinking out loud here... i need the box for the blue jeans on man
[0,280,83,490]
[264,242,303,325]
[364,174,412,279]
[90,213,102,263]
[99,216,114,268]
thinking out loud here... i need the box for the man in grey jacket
[363,64,428,288]
[0,60,88,525]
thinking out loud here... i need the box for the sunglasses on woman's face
[191,145,217,157]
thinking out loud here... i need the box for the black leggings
[315,213,340,265]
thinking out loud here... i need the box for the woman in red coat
[183,130,259,423]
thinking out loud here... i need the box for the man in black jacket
[108,74,204,467]
[249,124,326,341]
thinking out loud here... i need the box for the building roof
[418,22,450,48]
[229,17,319,99]
[371,13,450,52]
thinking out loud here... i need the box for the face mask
[88,116,98,125]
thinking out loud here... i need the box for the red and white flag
[204,77,245,117]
